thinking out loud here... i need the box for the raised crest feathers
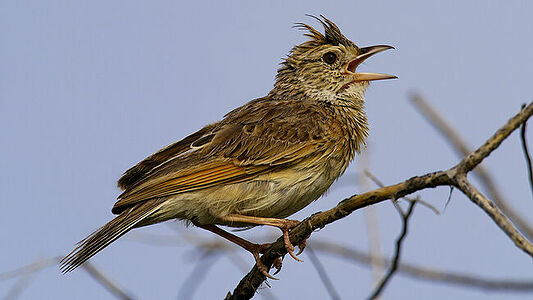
[294,15,357,49]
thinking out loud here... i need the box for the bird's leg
[193,222,280,279]
[220,214,305,262]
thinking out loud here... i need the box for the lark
[61,15,396,278]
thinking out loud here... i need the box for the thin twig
[81,262,133,300]
[365,205,384,286]
[1,257,131,300]
[367,201,417,300]
[453,175,533,255]
[520,104,533,198]
[4,268,39,300]
[178,250,220,300]
[312,241,533,292]
[226,102,533,300]
[126,230,279,300]
[358,150,385,286]
[306,246,341,300]
[0,257,59,281]
[411,93,533,240]
[364,170,440,215]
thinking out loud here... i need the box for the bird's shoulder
[209,97,345,160]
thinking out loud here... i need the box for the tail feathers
[60,200,165,273]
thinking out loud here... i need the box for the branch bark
[411,93,533,240]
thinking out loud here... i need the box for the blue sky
[1,1,533,299]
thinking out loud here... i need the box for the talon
[278,222,303,262]
[272,257,283,275]
[253,252,278,280]
[283,230,303,262]
[295,239,307,256]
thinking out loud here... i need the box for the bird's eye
[322,52,338,65]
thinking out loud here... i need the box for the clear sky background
[2,1,533,299]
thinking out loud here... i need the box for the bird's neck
[332,101,369,158]
[267,77,308,101]
[267,78,369,158]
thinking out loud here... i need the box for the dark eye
[322,52,337,65]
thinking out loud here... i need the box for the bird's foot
[276,219,304,262]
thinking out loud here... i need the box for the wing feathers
[113,100,335,214]
[113,163,266,213]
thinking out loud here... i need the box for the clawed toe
[282,230,303,262]
[272,257,283,275]
[295,239,306,256]
[278,220,304,262]
[252,251,278,280]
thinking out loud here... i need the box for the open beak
[345,45,397,82]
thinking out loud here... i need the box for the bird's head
[270,15,396,106]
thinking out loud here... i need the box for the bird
[61,15,396,278]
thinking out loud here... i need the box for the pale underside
[141,153,350,227]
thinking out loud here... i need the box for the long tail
[60,199,165,273]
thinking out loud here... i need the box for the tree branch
[453,175,533,256]
[306,246,340,300]
[226,101,533,300]
[411,93,533,240]
[312,241,533,292]
[177,250,220,300]
[520,105,533,198]
[81,262,133,300]
[367,201,417,300]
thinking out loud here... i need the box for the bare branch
[127,230,279,300]
[4,264,42,300]
[453,175,533,256]
[411,93,533,240]
[306,246,340,300]
[312,241,533,292]
[178,250,220,300]
[520,104,533,198]
[1,257,131,300]
[0,257,59,281]
[226,102,533,299]
[81,262,133,300]
[367,201,416,300]
[364,205,384,286]
[410,93,472,158]
[364,170,440,215]
[358,150,385,286]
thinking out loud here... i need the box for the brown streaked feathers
[113,99,347,214]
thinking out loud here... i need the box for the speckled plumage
[61,15,395,273]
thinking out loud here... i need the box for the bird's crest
[293,15,358,51]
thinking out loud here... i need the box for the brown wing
[112,99,336,214]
